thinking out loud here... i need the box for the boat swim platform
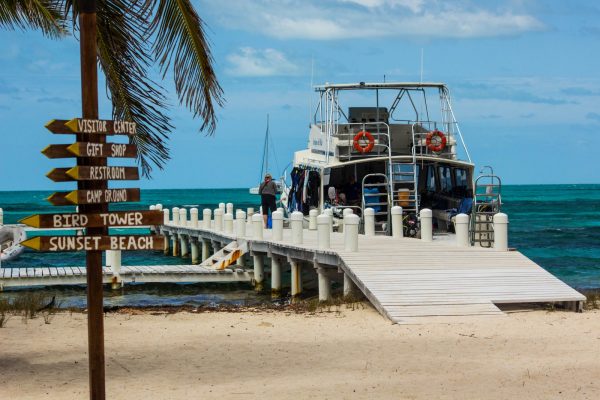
[0,265,253,290]
[160,223,585,324]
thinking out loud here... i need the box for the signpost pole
[79,1,106,399]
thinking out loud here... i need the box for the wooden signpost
[22,3,163,397]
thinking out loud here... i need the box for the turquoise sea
[1,185,599,306]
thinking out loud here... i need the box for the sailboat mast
[265,114,269,174]
[259,114,269,182]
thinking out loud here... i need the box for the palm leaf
[95,0,174,177]
[0,0,66,37]
[149,0,224,134]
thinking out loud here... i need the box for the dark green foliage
[2,0,223,177]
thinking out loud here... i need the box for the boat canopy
[314,82,447,91]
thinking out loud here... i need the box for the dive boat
[284,82,501,244]
[0,225,26,262]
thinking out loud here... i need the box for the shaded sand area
[1,305,599,399]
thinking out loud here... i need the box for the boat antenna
[420,48,424,83]
[309,56,314,124]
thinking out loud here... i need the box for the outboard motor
[403,213,419,238]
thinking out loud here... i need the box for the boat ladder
[471,175,502,247]
[390,162,419,215]
[199,240,248,270]
[361,173,391,234]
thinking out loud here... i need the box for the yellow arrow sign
[20,215,41,228]
[66,166,139,181]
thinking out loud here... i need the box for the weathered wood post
[324,208,333,232]
[110,250,122,290]
[163,232,170,255]
[179,208,187,227]
[171,207,180,226]
[162,208,169,225]
[317,265,331,302]
[202,208,211,229]
[271,256,282,296]
[290,211,303,244]
[344,214,359,252]
[224,213,234,233]
[253,252,264,291]
[343,213,359,298]
[81,2,105,397]
[420,208,433,242]
[214,208,224,232]
[179,234,189,258]
[364,207,375,236]
[190,237,199,264]
[190,208,198,229]
[226,202,234,215]
[340,208,353,232]
[290,260,302,298]
[309,209,318,230]
[317,214,331,249]
[493,213,508,250]
[252,213,263,239]
[155,203,163,211]
[455,213,470,247]
[235,210,246,236]
[272,210,283,241]
[201,238,210,261]
[391,206,403,238]
[171,233,179,257]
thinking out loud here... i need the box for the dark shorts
[261,194,277,214]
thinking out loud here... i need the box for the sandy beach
[1,305,599,400]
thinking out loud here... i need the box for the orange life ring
[426,130,447,152]
[353,131,375,153]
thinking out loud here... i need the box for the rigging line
[259,114,269,182]
[268,127,282,177]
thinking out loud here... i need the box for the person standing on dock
[259,173,278,228]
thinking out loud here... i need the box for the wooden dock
[159,216,585,324]
[0,264,252,289]
[0,208,585,324]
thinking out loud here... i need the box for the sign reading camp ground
[21,117,164,254]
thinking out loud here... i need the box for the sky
[1,0,599,190]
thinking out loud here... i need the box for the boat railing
[410,121,459,158]
[331,122,391,161]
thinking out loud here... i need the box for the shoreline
[2,306,600,399]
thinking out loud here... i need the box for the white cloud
[201,0,544,40]
[339,0,425,13]
[226,47,300,77]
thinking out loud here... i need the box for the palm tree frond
[0,0,66,37]
[150,0,224,134]
[96,0,174,177]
